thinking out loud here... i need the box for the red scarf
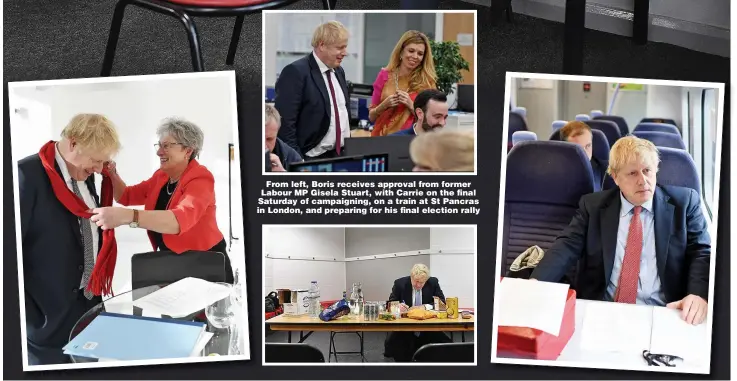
[39,141,117,297]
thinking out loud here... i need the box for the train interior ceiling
[506,79,720,229]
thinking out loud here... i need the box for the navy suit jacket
[531,185,710,303]
[19,154,103,347]
[273,137,303,170]
[275,53,350,156]
[388,276,446,307]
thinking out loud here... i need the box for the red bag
[497,288,577,360]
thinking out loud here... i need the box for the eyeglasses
[154,142,184,151]
[642,350,683,367]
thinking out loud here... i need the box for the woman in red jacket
[90,117,227,257]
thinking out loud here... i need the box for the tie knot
[633,205,642,215]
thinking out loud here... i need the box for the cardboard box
[283,289,309,316]
[496,288,577,360]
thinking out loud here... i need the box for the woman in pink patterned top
[369,30,438,137]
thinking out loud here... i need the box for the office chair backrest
[507,112,528,150]
[656,147,701,195]
[634,122,680,135]
[586,119,622,147]
[412,342,474,362]
[512,131,537,145]
[633,131,686,150]
[131,250,233,290]
[594,115,630,136]
[265,343,325,363]
[503,141,593,284]
[552,120,567,131]
[641,117,678,130]
[511,106,527,118]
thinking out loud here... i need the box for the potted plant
[429,40,470,96]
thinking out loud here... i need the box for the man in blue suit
[19,114,121,365]
[390,89,448,137]
[275,20,350,160]
[384,264,451,361]
[559,121,612,191]
[531,136,710,325]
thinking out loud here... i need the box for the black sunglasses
[642,350,683,367]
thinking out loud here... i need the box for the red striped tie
[615,205,643,304]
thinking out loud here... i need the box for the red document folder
[496,288,577,360]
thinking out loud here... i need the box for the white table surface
[555,299,711,374]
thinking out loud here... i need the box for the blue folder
[63,312,206,361]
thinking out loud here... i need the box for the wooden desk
[350,129,371,138]
[267,314,475,343]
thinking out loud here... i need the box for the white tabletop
[555,299,711,374]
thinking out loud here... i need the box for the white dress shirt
[55,145,99,263]
[411,288,433,310]
[306,51,350,158]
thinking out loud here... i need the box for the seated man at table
[384,264,452,361]
[530,136,711,325]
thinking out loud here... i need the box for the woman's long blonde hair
[410,130,475,171]
[385,30,437,92]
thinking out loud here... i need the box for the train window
[701,89,718,219]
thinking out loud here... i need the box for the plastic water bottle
[308,281,320,317]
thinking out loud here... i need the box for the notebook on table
[63,312,208,361]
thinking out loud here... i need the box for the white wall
[429,227,475,309]
[8,73,241,294]
[605,82,647,129]
[264,13,280,88]
[263,227,347,300]
[646,85,684,128]
[514,80,560,139]
[265,226,476,309]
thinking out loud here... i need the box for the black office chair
[412,342,474,362]
[265,343,325,363]
[131,250,234,290]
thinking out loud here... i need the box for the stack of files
[63,312,213,361]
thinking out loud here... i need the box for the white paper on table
[579,302,652,353]
[132,277,232,318]
[650,306,710,364]
[495,278,570,336]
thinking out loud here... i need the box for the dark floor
[3,0,729,83]
[265,329,475,363]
